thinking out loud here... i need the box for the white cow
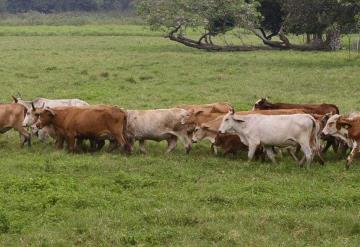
[13,96,89,140]
[219,112,321,167]
[126,108,192,154]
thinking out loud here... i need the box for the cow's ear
[12,96,18,103]
[201,123,210,129]
[195,110,204,116]
[338,118,352,129]
[45,108,56,117]
[232,114,245,123]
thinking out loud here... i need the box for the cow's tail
[121,110,132,153]
[309,115,324,164]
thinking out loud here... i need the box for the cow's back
[127,108,186,139]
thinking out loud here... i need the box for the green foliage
[136,0,260,35]
[0,25,360,246]
[282,0,360,35]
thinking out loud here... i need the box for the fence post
[348,35,351,60]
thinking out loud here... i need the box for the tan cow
[0,102,31,146]
[34,105,129,152]
[126,108,192,154]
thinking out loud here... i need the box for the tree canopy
[137,0,360,51]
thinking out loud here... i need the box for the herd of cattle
[1,96,359,169]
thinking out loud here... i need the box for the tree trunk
[325,28,341,51]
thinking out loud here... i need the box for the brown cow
[253,98,339,115]
[34,105,130,153]
[0,102,31,146]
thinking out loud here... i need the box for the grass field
[0,24,360,246]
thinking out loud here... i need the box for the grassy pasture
[0,24,360,246]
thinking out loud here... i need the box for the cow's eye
[35,113,40,117]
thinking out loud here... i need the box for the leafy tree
[137,0,262,51]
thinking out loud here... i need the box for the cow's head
[35,107,56,129]
[322,114,352,136]
[191,124,213,143]
[23,102,45,127]
[253,97,271,110]
[218,111,244,134]
[183,109,209,125]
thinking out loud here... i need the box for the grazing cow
[34,106,129,153]
[13,96,89,140]
[126,108,192,154]
[322,114,360,169]
[0,102,31,146]
[253,98,339,115]
[219,112,321,167]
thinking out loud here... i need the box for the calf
[322,114,360,169]
[219,112,321,167]
[253,98,339,115]
[191,115,246,155]
[126,108,192,154]
[0,102,31,146]
[34,106,129,152]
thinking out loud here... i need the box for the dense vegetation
[0,24,359,246]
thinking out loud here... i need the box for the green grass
[0,24,360,246]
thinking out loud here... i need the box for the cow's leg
[178,133,192,154]
[211,143,218,155]
[166,136,177,154]
[332,138,339,153]
[15,126,31,147]
[108,140,118,152]
[288,147,299,163]
[265,147,277,164]
[346,141,359,169]
[55,136,65,149]
[321,140,332,154]
[247,143,259,162]
[67,136,76,153]
[299,143,313,169]
[139,140,146,154]
[96,140,106,151]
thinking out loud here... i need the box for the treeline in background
[0,0,133,13]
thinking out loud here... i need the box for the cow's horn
[11,95,18,103]
[31,102,36,111]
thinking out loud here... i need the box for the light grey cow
[218,112,321,167]
[13,96,89,140]
[126,108,192,154]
